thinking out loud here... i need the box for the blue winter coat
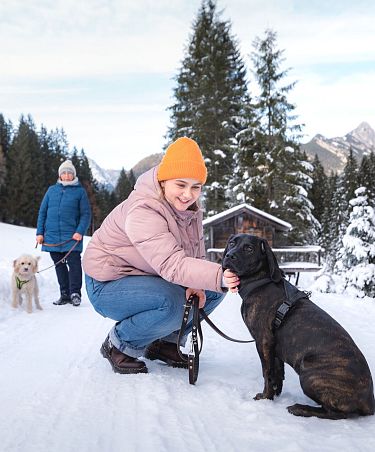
[36,181,91,253]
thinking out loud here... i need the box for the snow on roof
[203,203,292,230]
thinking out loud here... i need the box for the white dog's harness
[15,276,30,290]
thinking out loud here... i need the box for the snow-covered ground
[1,222,374,452]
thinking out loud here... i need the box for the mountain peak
[302,121,375,174]
[347,122,375,148]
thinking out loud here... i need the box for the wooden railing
[207,245,322,284]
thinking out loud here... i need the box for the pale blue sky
[1,0,374,169]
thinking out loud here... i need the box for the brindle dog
[223,233,375,419]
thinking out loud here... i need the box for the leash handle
[177,294,203,385]
[39,238,76,247]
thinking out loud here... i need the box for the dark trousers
[50,251,82,297]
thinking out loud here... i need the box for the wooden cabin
[203,203,292,257]
[203,203,322,282]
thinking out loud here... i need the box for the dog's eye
[243,245,254,253]
[228,241,235,248]
[21,262,25,265]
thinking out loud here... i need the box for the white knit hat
[58,160,76,178]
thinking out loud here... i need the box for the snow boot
[71,293,81,307]
[100,335,148,374]
[53,292,70,305]
[145,340,188,368]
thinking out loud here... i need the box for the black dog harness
[239,277,310,330]
[274,279,310,330]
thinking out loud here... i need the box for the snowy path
[1,223,375,452]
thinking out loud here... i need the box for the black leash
[177,294,254,385]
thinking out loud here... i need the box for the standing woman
[83,137,239,374]
[36,160,91,307]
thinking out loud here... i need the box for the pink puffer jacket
[82,167,223,292]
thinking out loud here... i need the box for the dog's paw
[254,392,273,401]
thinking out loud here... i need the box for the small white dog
[12,254,42,313]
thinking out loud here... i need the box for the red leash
[35,239,80,273]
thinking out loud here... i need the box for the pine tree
[359,151,375,205]
[0,114,13,220]
[5,115,44,226]
[115,168,134,203]
[95,186,117,228]
[325,171,352,272]
[230,104,260,205]
[309,154,328,225]
[320,172,338,268]
[71,148,98,234]
[342,147,359,203]
[324,148,360,268]
[42,127,69,186]
[167,0,250,215]
[250,29,317,243]
[335,187,375,297]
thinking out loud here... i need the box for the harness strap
[15,276,30,290]
[273,279,310,330]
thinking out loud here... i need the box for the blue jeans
[50,251,82,297]
[85,274,226,358]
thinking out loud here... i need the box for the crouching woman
[83,137,239,374]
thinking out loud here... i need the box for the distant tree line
[309,149,375,277]
[0,114,135,233]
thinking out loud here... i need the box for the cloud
[1,0,374,168]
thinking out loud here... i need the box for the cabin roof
[202,203,292,231]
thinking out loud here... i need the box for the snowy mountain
[87,157,120,191]
[302,122,375,173]
[88,153,162,191]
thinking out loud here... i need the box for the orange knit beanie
[157,137,207,184]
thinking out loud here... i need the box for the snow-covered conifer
[166,0,250,215]
[336,187,375,298]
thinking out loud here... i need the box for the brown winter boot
[100,335,148,374]
[145,340,188,368]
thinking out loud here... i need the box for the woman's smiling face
[161,178,202,211]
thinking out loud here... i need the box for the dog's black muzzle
[222,251,242,275]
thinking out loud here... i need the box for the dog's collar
[239,277,273,300]
[15,276,30,290]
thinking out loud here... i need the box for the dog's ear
[32,257,39,272]
[261,239,282,282]
[13,259,17,268]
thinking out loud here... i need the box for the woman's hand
[72,232,83,241]
[186,288,206,308]
[36,235,44,245]
[223,269,240,293]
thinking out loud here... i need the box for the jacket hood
[134,167,163,200]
